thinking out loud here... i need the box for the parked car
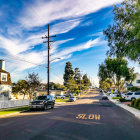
[29,95,55,110]
[65,93,71,97]
[68,96,76,102]
[55,94,65,99]
[110,93,117,97]
[124,91,140,101]
[121,92,127,98]
[102,95,108,100]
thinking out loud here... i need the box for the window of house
[136,80,140,83]
[1,73,7,82]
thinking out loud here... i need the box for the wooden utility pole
[42,24,56,95]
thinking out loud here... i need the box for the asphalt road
[0,89,140,140]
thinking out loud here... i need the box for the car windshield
[36,96,46,100]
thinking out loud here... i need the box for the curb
[107,96,140,119]
[0,112,20,118]
[0,106,29,119]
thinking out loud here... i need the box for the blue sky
[0,0,139,86]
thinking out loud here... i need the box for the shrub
[112,97,121,99]
[128,87,140,92]
[131,100,135,107]
[119,98,126,102]
[134,98,140,108]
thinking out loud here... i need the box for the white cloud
[50,19,81,35]
[51,74,64,84]
[0,35,29,55]
[89,32,103,37]
[51,37,106,60]
[0,35,75,74]
[19,0,123,28]
[91,76,99,87]
[128,61,140,74]
[23,19,78,48]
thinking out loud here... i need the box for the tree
[104,0,140,63]
[98,57,136,97]
[12,80,29,100]
[26,72,41,98]
[66,79,78,93]
[82,74,91,90]
[54,83,67,90]
[99,79,112,91]
[63,62,74,86]
[74,68,81,84]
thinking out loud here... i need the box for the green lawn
[0,106,29,116]
[112,97,121,99]
[55,98,69,102]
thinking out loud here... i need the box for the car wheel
[131,98,136,101]
[51,104,54,109]
[30,108,34,111]
[43,105,47,110]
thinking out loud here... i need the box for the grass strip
[0,106,29,115]
[55,98,69,102]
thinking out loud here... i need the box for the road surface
[0,89,140,140]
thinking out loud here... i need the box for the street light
[50,57,61,62]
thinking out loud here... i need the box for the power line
[2,54,47,69]
[51,68,63,81]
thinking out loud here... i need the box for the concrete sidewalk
[107,95,140,119]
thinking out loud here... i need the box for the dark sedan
[29,95,55,110]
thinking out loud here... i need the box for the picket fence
[0,99,30,109]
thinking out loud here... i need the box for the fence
[0,99,30,109]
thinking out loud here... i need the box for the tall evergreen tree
[63,62,74,86]
[74,68,81,84]
[82,74,91,88]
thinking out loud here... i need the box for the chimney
[0,60,5,70]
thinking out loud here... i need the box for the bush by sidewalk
[131,100,135,106]
[112,97,121,99]
[119,98,127,102]
[130,98,140,110]
[134,98,140,108]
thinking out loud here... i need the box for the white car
[125,91,140,101]
[68,96,76,102]
[121,92,126,98]
[110,93,118,97]
[55,94,65,99]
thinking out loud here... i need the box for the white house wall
[132,74,140,87]
[0,85,12,94]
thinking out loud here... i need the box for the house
[0,60,12,99]
[34,89,66,97]
[132,73,140,88]
[125,73,140,90]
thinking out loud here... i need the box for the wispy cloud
[0,36,74,73]
[51,19,81,35]
[89,32,103,37]
[0,35,29,55]
[51,37,106,62]
[19,0,123,28]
